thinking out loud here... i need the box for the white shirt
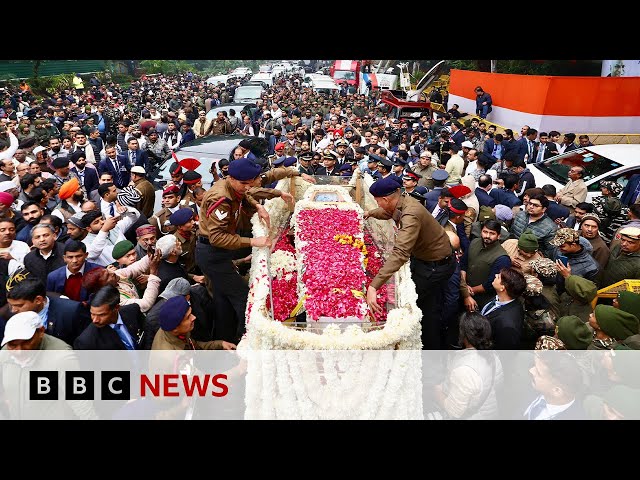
[65,261,87,279]
[524,395,575,420]
[2,240,30,276]
[101,199,116,218]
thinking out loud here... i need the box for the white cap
[131,166,146,174]
[33,145,46,155]
[0,181,15,192]
[461,141,474,148]
[2,311,42,347]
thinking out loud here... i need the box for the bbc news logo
[29,371,228,400]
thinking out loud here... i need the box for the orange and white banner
[448,69,640,134]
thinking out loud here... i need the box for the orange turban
[59,177,80,200]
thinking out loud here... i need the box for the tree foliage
[447,59,601,76]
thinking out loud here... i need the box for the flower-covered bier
[266,228,299,322]
[296,207,368,321]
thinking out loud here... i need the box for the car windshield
[334,70,356,81]
[535,148,624,184]
[234,86,263,102]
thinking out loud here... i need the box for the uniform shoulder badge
[206,196,231,218]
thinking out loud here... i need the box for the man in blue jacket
[46,240,103,303]
[474,86,492,119]
[4,277,91,347]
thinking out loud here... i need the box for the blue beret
[160,296,190,331]
[339,164,352,173]
[432,169,450,181]
[273,157,285,166]
[228,157,261,181]
[169,207,194,226]
[391,175,404,186]
[369,176,401,197]
[283,157,297,167]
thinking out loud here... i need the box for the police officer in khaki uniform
[149,185,182,237]
[181,170,203,208]
[196,158,272,343]
[366,177,455,349]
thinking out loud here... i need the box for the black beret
[52,156,71,169]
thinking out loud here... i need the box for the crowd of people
[0,67,638,420]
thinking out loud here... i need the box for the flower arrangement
[244,179,421,351]
[296,207,368,321]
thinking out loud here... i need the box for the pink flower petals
[297,208,367,321]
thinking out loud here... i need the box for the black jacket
[23,242,66,281]
[485,299,525,349]
[73,304,144,350]
[0,295,91,347]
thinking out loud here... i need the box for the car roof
[205,104,248,121]
[175,134,245,156]
[581,144,640,165]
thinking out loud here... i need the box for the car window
[536,149,625,185]
[587,167,640,192]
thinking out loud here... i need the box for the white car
[529,144,640,202]
[206,74,229,85]
[231,67,252,77]
[248,73,273,87]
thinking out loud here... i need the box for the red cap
[162,185,180,197]
[449,185,472,199]
[275,142,286,151]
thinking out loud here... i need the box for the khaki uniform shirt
[151,329,224,350]
[149,207,177,237]
[368,194,452,289]
[175,229,196,273]
[134,177,156,218]
[198,178,259,250]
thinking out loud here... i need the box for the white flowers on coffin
[244,177,421,350]
[242,175,423,419]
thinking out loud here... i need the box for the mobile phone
[558,255,569,267]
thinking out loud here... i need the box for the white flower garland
[241,176,423,419]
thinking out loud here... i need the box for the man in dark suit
[69,150,99,198]
[315,150,341,176]
[450,122,465,148]
[518,128,538,163]
[424,169,450,212]
[74,285,144,350]
[46,241,103,303]
[482,134,503,166]
[475,174,497,208]
[621,173,640,206]
[124,137,150,174]
[501,129,518,157]
[4,278,91,347]
[522,352,586,420]
[99,144,131,189]
[532,132,557,163]
[479,267,524,349]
